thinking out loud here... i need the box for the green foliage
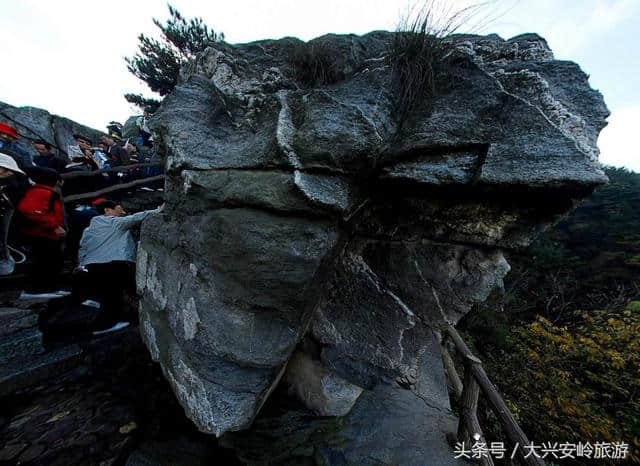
[153,5,224,60]
[482,307,640,463]
[123,93,161,113]
[124,4,223,107]
[462,167,640,463]
[554,167,640,287]
[627,301,640,312]
[460,305,511,350]
[488,167,640,322]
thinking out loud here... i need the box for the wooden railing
[441,324,545,466]
[61,163,165,203]
[64,175,164,203]
[60,163,163,179]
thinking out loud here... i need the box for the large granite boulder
[136,31,608,463]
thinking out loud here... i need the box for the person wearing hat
[16,167,68,298]
[0,154,29,275]
[0,121,19,142]
[106,121,123,141]
[33,139,68,172]
[0,121,33,169]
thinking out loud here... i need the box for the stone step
[0,307,40,337]
[0,328,44,365]
[0,344,83,397]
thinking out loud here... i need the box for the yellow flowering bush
[480,301,640,463]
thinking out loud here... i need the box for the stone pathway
[0,306,82,398]
[0,290,233,465]
[0,324,154,465]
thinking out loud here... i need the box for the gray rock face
[137,31,608,462]
[122,115,141,139]
[0,101,105,160]
[283,344,363,417]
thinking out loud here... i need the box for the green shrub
[482,308,640,463]
[626,301,640,313]
[124,4,224,109]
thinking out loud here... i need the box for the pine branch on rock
[123,4,224,109]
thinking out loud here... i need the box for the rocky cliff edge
[136,31,608,464]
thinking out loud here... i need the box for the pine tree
[124,5,224,111]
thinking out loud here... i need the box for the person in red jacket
[17,167,68,299]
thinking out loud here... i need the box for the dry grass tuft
[387,1,496,125]
[285,40,350,87]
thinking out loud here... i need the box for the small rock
[119,421,138,434]
[45,411,70,423]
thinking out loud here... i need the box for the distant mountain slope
[482,166,640,321]
[460,167,640,461]
[0,101,105,159]
[553,166,640,285]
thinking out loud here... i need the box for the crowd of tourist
[0,111,153,174]
[0,114,163,335]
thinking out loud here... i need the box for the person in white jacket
[78,200,163,334]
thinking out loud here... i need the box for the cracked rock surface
[137,31,608,463]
